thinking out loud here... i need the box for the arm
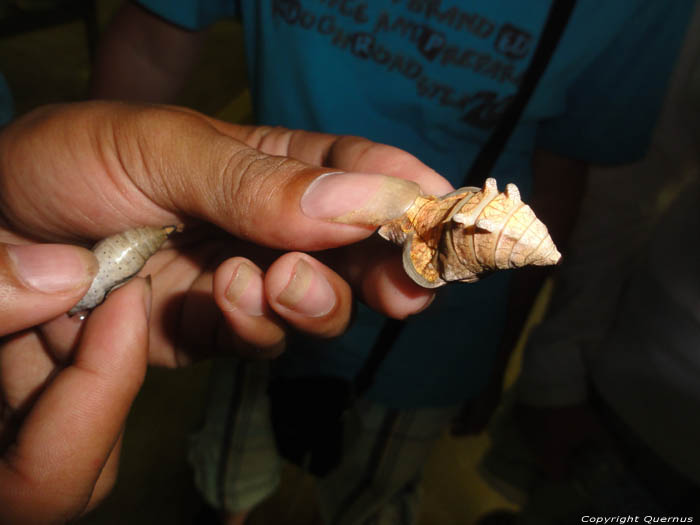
[89,2,207,102]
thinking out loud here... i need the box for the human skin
[0,101,453,359]
[0,275,151,523]
[0,101,454,522]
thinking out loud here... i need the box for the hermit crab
[378,177,561,288]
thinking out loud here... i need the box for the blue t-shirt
[139,0,691,407]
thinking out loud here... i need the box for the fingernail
[225,262,264,316]
[276,258,336,317]
[7,244,98,293]
[414,293,436,315]
[301,172,421,226]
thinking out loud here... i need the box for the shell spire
[378,178,561,288]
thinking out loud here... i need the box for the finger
[84,432,123,513]
[145,241,279,365]
[200,125,449,316]
[144,242,227,367]
[226,125,454,195]
[349,246,436,319]
[265,253,352,338]
[37,313,85,364]
[168,263,251,366]
[0,243,97,336]
[0,277,150,521]
[0,330,55,414]
[213,258,285,358]
[1,103,423,251]
[313,237,435,319]
[133,112,422,249]
[195,116,454,193]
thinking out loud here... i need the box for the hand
[0,102,453,365]
[514,402,608,479]
[0,102,452,520]
[0,240,150,522]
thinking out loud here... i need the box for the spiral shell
[378,178,561,288]
[68,225,177,316]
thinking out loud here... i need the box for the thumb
[1,103,424,250]
[121,106,423,251]
[0,243,98,335]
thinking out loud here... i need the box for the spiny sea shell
[378,178,561,288]
[68,225,177,316]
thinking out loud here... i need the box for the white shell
[378,179,561,288]
[68,226,176,316]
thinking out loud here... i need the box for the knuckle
[220,150,302,236]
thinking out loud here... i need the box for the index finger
[199,117,454,195]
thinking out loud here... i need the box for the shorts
[188,358,459,525]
